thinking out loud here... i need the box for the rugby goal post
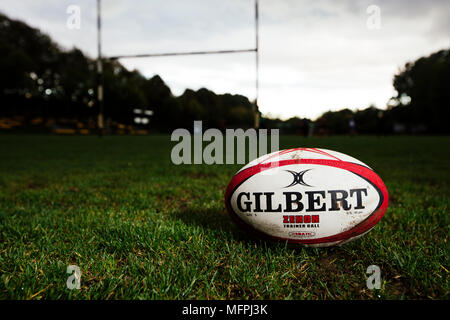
[96,0,260,134]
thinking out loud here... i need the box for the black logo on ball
[285,170,313,188]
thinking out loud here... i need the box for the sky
[1,0,449,120]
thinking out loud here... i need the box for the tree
[392,49,450,133]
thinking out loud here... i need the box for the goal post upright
[254,0,260,129]
[97,0,104,136]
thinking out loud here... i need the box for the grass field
[0,134,448,299]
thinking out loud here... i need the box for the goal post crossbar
[108,48,257,60]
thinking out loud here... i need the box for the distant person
[302,118,310,137]
[317,117,326,136]
[349,119,356,136]
[377,110,385,136]
[308,122,315,137]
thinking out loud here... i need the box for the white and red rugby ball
[225,148,389,247]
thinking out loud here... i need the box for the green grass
[0,134,448,299]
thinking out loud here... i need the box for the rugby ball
[225,148,388,247]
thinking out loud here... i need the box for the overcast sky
[1,0,449,120]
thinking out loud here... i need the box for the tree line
[1,12,449,134]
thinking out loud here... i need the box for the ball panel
[237,148,371,174]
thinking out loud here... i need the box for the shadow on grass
[169,206,251,241]
[167,198,368,260]
[169,206,337,255]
